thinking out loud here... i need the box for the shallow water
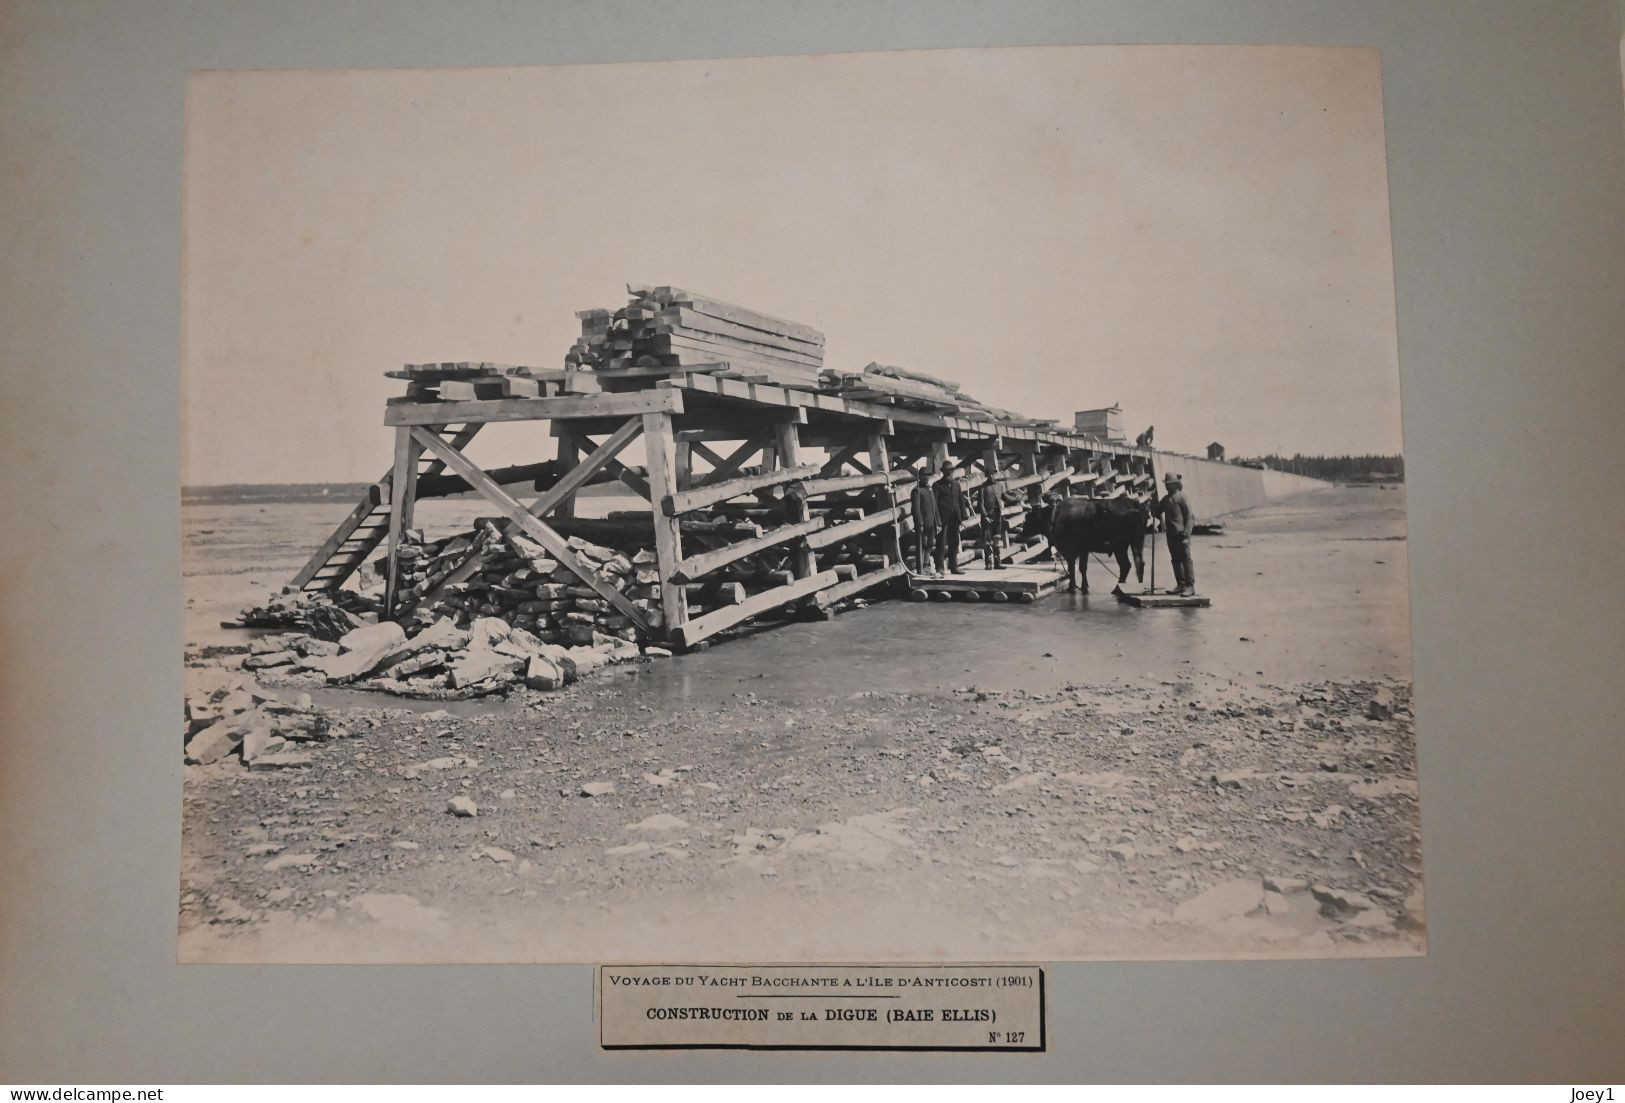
[608,484,1411,705]
[185,484,1411,699]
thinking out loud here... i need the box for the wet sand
[180,484,1422,962]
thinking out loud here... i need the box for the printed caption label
[599,964,1044,1051]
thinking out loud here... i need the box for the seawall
[1146,451,1327,523]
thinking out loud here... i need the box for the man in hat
[976,478,1011,568]
[908,467,940,576]
[934,460,972,574]
[1158,473,1196,596]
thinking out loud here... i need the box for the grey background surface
[2,0,1622,1083]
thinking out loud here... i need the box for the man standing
[977,478,1006,568]
[908,468,940,576]
[1159,472,1196,596]
[935,460,972,574]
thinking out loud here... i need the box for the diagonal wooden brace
[409,427,652,635]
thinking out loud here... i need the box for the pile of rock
[232,590,367,640]
[403,522,661,645]
[239,614,650,698]
[183,670,330,767]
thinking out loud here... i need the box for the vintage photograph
[180,45,1419,962]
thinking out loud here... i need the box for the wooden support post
[675,441,693,492]
[554,428,580,519]
[775,421,817,581]
[868,432,905,567]
[384,426,421,617]
[641,410,689,637]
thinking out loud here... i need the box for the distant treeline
[1232,454,1405,482]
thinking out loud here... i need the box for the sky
[183,45,1403,485]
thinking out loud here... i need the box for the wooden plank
[657,305,824,354]
[409,428,651,634]
[672,570,839,649]
[641,410,689,634]
[650,287,825,345]
[670,516,826,583]
[907,566,1059,593]
[385,388,680,426]
[803,507,898,551]
[812,561,907,609]
[1117,591,1211,608]
[662,462,820,517]
[652,330,825,371]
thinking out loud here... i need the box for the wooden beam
[662,462,820,517]
[819,441,866,477]
[800,469,909,497]
[688,440,727,469]
[692,431,769,489]
[385,388,681,426]
[672,570,839,649]
[670,516,825,583]
[803,507,897,551]
[812,561,907,610]
[602,457,652,501]
[640,410,689,634]
[1002,471,1044,493]
[774,422,817,582]
[1040,466,1075,493]
[383,426,420,616]
[674,440,693,491]
[527,418,643,518]
[408,428,652,635]
[867,432,905,567]
[402,419,645,614]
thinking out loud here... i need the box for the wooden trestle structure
[288,366,1161,652]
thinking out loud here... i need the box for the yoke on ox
[1025,497,1149,594]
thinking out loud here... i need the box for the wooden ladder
[285,423,481,594]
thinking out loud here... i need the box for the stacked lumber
[385,362,583,402]
[818,362,1049,428]
[564,284,826,390]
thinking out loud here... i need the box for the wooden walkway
[905,560,1065,604]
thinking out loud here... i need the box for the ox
[1023,495,1150,594]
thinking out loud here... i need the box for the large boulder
[184,720,247,765]
[524,654,565,691]
[337,620,406,655]
[469,617,512,650]
[447,648,524,689]
[321,634,408,684]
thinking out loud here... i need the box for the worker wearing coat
[1158,473,1196,596]
[976,480,1007,568]
[908,468,941,575]
[934,460,972,575]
